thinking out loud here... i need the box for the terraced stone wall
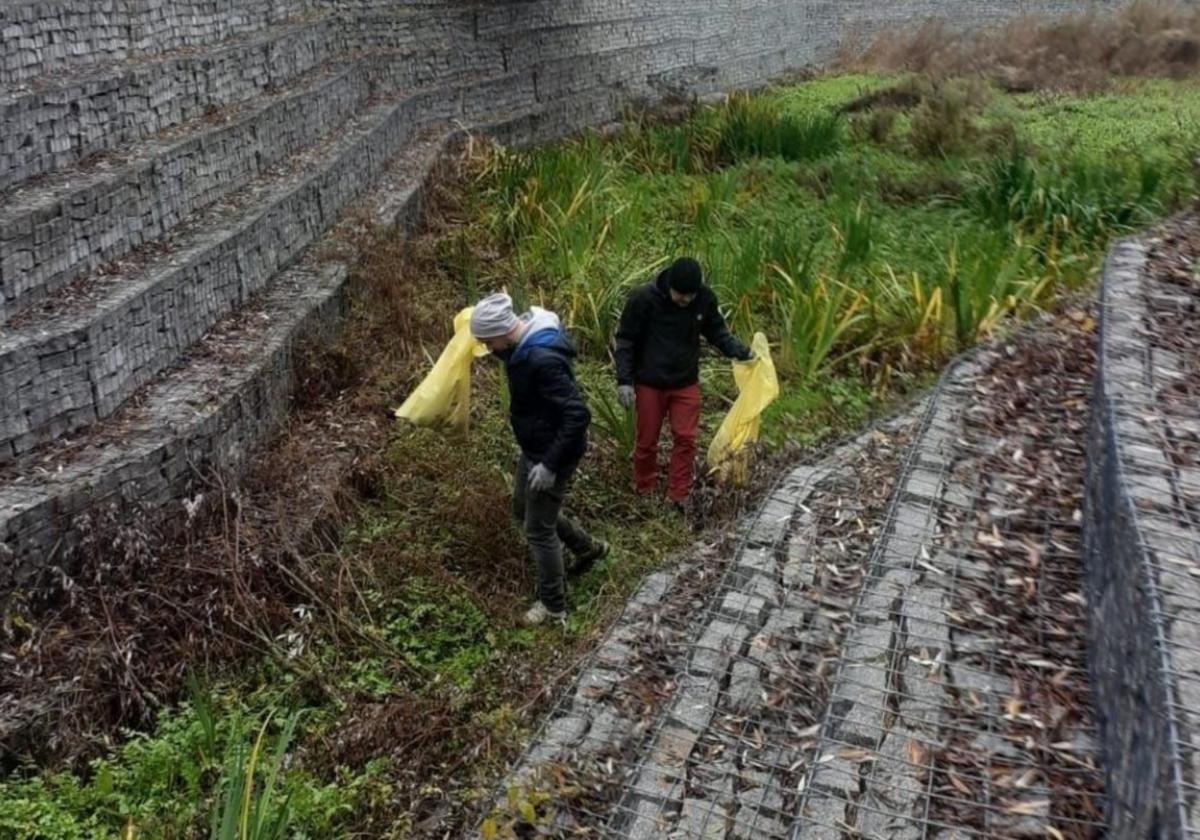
[1,0,1110,581]
[0,0,317,85]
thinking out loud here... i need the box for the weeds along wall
[0,0,1110,580]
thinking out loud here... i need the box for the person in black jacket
[470,293,608,626]
[614,258,751,510]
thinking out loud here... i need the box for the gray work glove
[617,385,636,409]
[528,463,556,492]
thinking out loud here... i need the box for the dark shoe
[567,539,610,578]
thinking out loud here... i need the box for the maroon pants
[634,384,702,503]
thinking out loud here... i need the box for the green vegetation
[3,73,1197,839]
[472,75,1196,398]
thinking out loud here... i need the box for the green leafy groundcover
[3,74,1197,839]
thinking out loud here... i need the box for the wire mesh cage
[478,222,1200,838]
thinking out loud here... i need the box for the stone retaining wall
[1083,238,1200,838]
[0,18,339,191]
[0,0,315,85]
[0,63,372,323]
[0,131,452,585]
[0,93,427,462]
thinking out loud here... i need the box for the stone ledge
[0,129,454,582]
[0,17,340,192]
[0,96,421,462]
[0,62,371,324]
[0,259,349,583]
[0,47,642,465]
[801,359,965,832]
[0,0,314,85]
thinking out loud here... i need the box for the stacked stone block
[0,63,372,322]
[0,130,455,583]
[796,382,970,839]
[1084,237,1200,838]
[0,18,341,191]
[0,0,315,85]
[0,96,421,461]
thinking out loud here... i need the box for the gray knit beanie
[469,292,519,339]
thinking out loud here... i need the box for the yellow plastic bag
[394,306,488,432]
[707,332,778,483]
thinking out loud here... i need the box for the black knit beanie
[667,257,703,294]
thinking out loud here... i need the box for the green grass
[1013,78,1200,159]
[0,693,381,840]
[4,72,1198,839]
[471,76,1197,384]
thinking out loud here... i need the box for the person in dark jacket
[614,257,752,509]
[470,292,609,626]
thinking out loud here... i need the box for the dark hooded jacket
[614,270,751,390]
[504,321,590,474]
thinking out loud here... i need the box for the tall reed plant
[209,711,301,840]
[715,93,842,166]
[769,263,866,382]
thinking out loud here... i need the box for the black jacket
[614,270,751,390]
[504,326,590,474]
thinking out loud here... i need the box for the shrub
[851,106,899,145]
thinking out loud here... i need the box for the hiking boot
[567,539,610,578]
[522,600,567,627]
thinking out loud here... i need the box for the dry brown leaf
[907,739,928,767]
[1005,799,1050,816]
[1024,540,1041,571]
[948,768,972,795]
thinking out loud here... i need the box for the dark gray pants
[512,454,598,614]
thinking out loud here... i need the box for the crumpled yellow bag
[707,332,778,483]
[394,306,488,432]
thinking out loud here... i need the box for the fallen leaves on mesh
[930,308,1106,838]
[481,427,912,834]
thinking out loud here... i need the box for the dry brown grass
[0,146,480,768]
[840,1,1200,93]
